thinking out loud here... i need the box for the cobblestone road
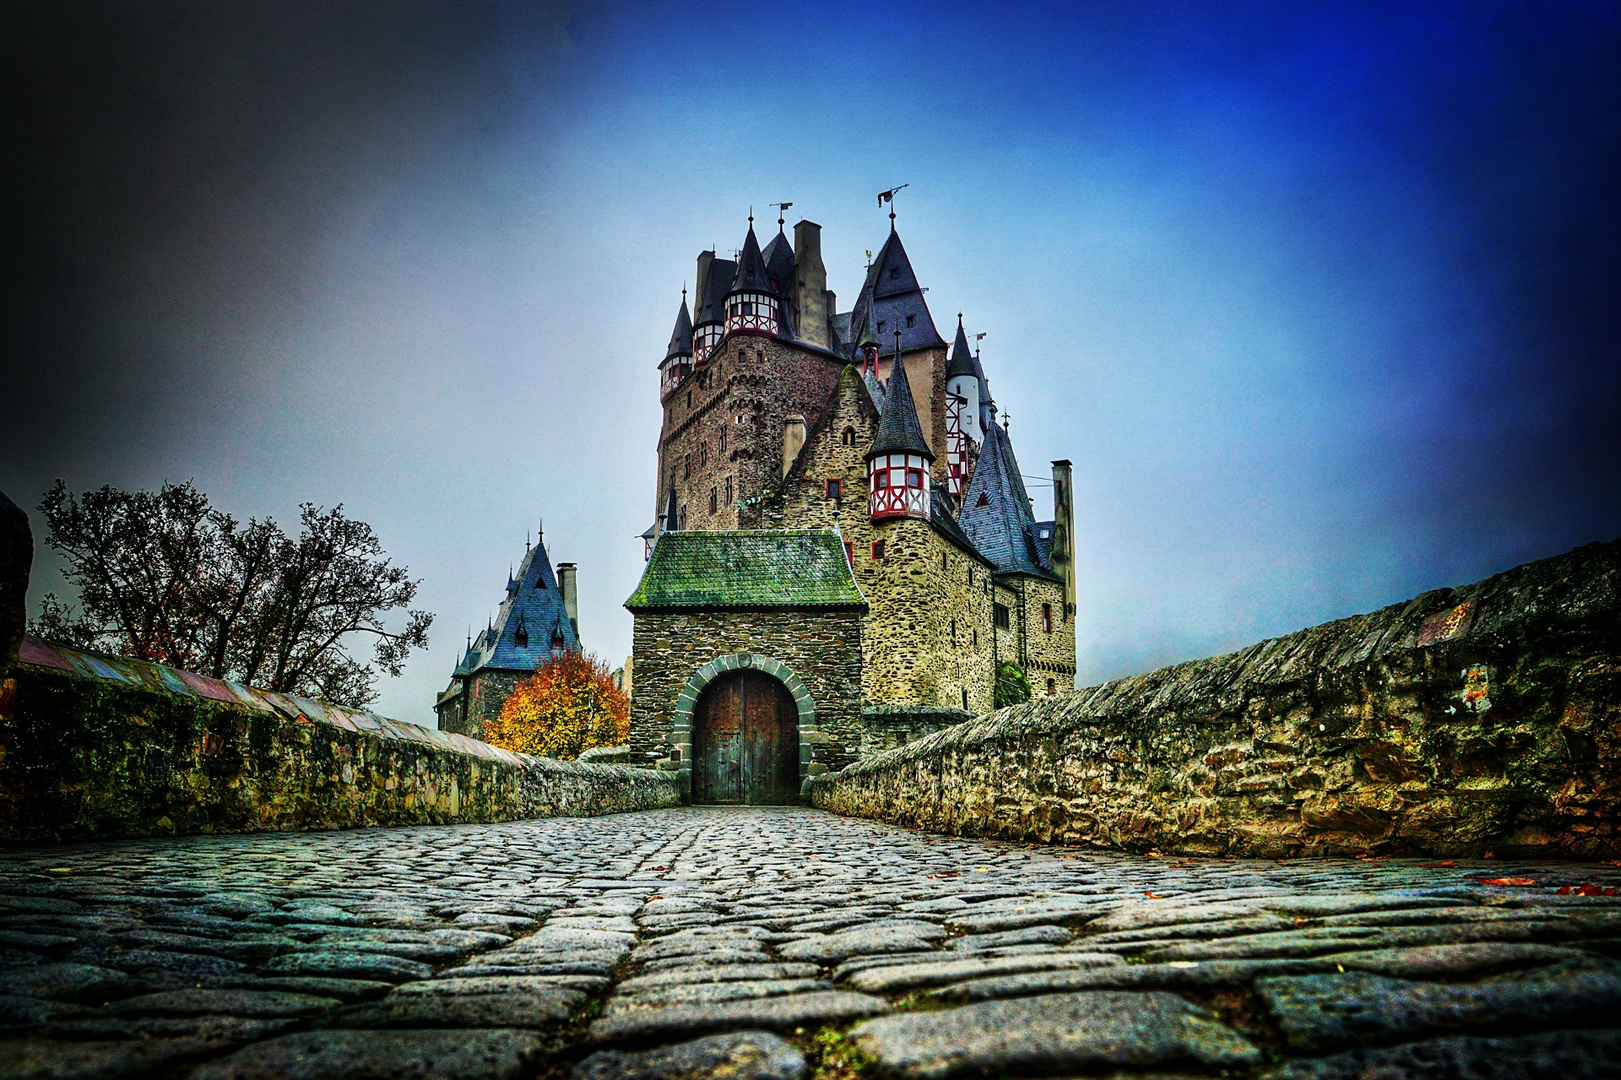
[3,807,1621,1079]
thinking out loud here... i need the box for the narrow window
[950,616,956,641]
[973,628,978,648]
[719,428,727,452]
[877,320,885,333]
[994,603,1010,629]
[961,687,968,710]
[1043,602,1053,634]
[709,489,717,515]
[905,314,916,327]
[724,476,732,505]
[826,478,841,500]
[841,427,855,446]
[1047,678,1057,696]
[872,540,885,561]
[968,567,974,586]
[941,552,947,571]
[844,542,854,567]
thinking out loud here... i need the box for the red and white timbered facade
[945,390,967,497]
[869,452,931,521]
[725,292,778,335]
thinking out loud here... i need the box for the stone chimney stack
[1050,460,1076,621]
[557,563,579,637]
[792,220,828,349]
[782,414,807,478]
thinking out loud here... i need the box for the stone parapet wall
[813,539,1621,860]
[0,638,680,844]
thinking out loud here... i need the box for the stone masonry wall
[0,639,680,844]
[437,669,523,739]
[1016,574,1077,694]
[659,335,845,532]
[628,608,864,775]
[761,368,997,713]
[813,539,1621,860]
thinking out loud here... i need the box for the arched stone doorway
[691,669,800,805]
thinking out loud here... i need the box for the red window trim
[872,540,885,561]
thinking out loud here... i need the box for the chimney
[792,221,828,348]
[782,414,807,478]
[556,562,579,637]
[695,250,714,314]
[1050,460,1075,620]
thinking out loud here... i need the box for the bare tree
[32,480,432,707]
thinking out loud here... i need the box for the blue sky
[3,1,1617,724]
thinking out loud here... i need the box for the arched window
[841,427,855,446]
[709,489,718,515]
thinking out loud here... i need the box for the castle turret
[945,316,981,443]
[692,250,735,367]
[660,294,693,401]
[867,331,934,523]
[725,218,780,336]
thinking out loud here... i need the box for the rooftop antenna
[877,184,909,226]
[772,202,793,229]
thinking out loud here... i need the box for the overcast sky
[3,0,1617,725]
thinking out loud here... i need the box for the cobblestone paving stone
[1,806,1620,1079]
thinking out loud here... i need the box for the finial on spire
[975,331,986,359]
[748,206,753,228]
[958,313,963,327]
[877,184,908,227]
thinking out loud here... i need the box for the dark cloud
[0,0,570,478]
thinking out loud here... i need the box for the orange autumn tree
[483,651,629,760]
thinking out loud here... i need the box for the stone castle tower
[626,209,1077,803]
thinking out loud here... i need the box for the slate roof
[665,297,693,361]
[868,346,933,459]
[695,256,736,326]
[459,537,579,676]
[844,229,947,359]
[958,422,1061,581]
[729,224,776,295]
[626,530,866,610]
[931,489,994,566]
[946,317,976,379]
[761,228,796,296]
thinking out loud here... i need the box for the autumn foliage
[484,651,629,760]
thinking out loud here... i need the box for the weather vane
[772,202,793,228]
[877,184,909,224]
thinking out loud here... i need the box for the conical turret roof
[868,349,933,460]
[665,297,693,361]
[958,422,1059,581]
[695,254,735,326]
[946,316,976,378]
[729,223,776,296]
[844,226,945,360]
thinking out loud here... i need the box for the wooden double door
[691,670,800,805]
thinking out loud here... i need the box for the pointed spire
[662,482,679,533]
[868,331,933,460]
[729,220,775,295]
[665,294,694,360]
[946,314,976,378]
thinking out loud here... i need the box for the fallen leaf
[1475,877,1537,886]
[1422,861,1458,868]
[1145,891,1164,899]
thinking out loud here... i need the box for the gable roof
[761,228,796,296]
[844,228,947,359]
[958,422,1060,581]
[695,256,736,326]
[665,297,693,361]
[627,530,866,610]
[868,346,933,459]
[461,537,579,675]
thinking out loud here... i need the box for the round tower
[660,292,693,401]
[868,330,934,522]
[724,215,780,336]
[945,314,981,444]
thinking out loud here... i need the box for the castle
[435,534,579,735]
[625,208,1077,804]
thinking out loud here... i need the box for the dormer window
[905,314,916,327]
[826,479,841,500]
[514,624,528,649]
[889,267,899,279]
